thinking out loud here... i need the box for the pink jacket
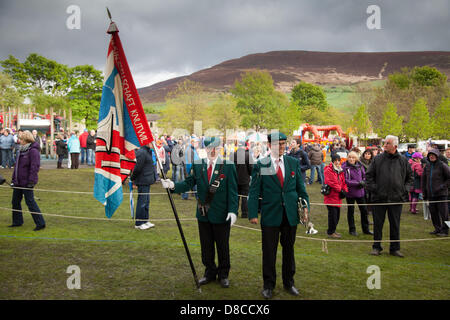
[409,159,423,176]
[409,159,423,193]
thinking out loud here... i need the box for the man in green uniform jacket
[161,137,238,288]
[248,132,310,299]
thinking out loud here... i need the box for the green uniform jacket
[248,155,310,227]
[173,158,239,224]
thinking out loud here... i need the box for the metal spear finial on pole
[106,7,118,34]
[106,7,112,21]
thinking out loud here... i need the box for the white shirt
[270,155,285,178]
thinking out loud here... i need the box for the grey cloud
[0,0,448,87]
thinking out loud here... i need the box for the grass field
[0,167,449,300]
[323,80,385,110]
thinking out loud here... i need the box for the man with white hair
[366,135,413,257]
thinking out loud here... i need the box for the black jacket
[232,147,253,185]
[421,149,450,199]
[55,139,68,157]
[130,146,157,186]
[86,134,96,150]
[287,148,311,173]
[366,151,413,203]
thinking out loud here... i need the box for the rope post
[322,239,328,254]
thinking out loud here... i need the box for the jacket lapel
[282,155,290,191]
[201,159,208,186]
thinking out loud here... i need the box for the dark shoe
[284,285,299,296]
[8,224,22,228]
[349,231,358,236]
[261,288,273,299]
[363,231,374,235]
[219,278,230,288]
[390,250,404,258]
[33,225,46,231]
[198,277,215,286]
[429,230,439,235]
[370,249,381,256]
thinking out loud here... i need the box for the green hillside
[323,80,385,110]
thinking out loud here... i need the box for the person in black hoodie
[287,139,311,185]
[86,130,96,166]
[366,135,413,257]
[421,148,450,236]
[232,141,253,218]
[130,144,157,230]
[55,134,68,169]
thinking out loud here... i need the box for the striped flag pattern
[94,22,153,218]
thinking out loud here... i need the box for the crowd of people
[1,127,449,299]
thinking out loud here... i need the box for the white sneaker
[135,222,154,230]
[145,222,155,228]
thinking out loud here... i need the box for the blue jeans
[319,163,325,184]
[87,149,95,165]
[135,185,150,226]
[1,149,12,168]
[309,164,324,185]
[80,148,87,164]
[174,165,188,200]
[12,188,46,227]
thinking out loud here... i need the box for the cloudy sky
[0,0,449,88]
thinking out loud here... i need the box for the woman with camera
[323,154,348,238]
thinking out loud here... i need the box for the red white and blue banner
[94,22,154,218]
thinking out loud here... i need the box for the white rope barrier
[1,185,449,253]
[0,185,447,207]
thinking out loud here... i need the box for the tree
[376,103,403,139]
[431,98,450,139]
[159,80,210,134]
[291,82,329,111]
[296,105,345,128]
[388,68,411,89]
[403,98,431,142]
[67,65,103,129]
[351,104,372,139]
[1,54,103,129]
[279,102,303,136]
[29,88,68,114]
[0,72,24,112]
[411,66,447,87]
[1,53,70,96]
[231,70,285,131]
[205,94,241,134]
[368,66,449,128]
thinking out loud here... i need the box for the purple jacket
[341,161,365,198]
[12,141,41,187]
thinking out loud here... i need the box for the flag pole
[105,7,201,292]
[152,141,202,292]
